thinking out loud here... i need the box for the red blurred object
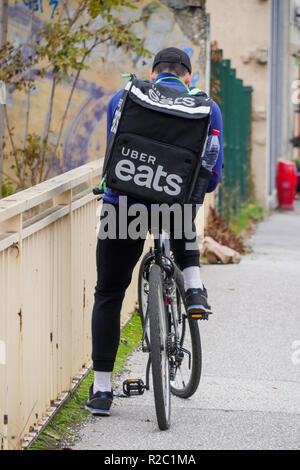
[276,161,297,210]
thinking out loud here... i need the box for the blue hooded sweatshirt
[102,72,223,206]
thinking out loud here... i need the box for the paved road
[72,205,300,450]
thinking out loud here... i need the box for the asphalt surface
[72,204,300,451]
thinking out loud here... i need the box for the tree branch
[39,75,57,183]
[3,104,21,182]
[70,0,89,27]
[0,0,9,196]
[53,37,110,157]
[0,168,20,186]
[21,4,35,189]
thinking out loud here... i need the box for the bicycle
[92,186,203,431]
[125,230,203,431]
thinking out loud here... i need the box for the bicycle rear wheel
[147,264,171,431]
[169,266,202,399]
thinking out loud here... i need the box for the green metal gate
[211,49,253,220]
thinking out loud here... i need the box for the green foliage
[292,51,300,67]
[291,137,300,149]
[32,0,152,86]
[0,42,36,92]
[230,202,265,235]
[0,0,152,194]
[218,172,259,224]
[293,159,300,192]
[113,313,143,377]
[3,132,58,187]
[34,20,91,83]
[88,0,138,18]
[210,41,222,106]
[292,158,300,172]
[29,314,143,450]
[1,177,14,198]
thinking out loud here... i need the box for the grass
[229,202,265,235]
[28,313,143,450]
[1,179,15,198]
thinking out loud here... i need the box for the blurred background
[1,0,299,216]
[0,0,300,451]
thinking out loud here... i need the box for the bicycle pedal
[190,312,210,321]
[123,379,145,396]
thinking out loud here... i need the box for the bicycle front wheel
[138,252,153,328]
[148,264,171,431]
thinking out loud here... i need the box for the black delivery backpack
[102,75,213,205]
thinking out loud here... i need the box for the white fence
[0,159,211,450]
[0,160,140,450]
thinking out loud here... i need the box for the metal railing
[211,49,253,220]
[0,159,139,449]
[0,159,211,449]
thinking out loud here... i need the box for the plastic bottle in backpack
[202,129,220,172]
[189,129,220,206]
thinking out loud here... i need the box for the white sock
[183,266,203,291]
[93,371,111,394]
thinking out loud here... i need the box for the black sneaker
[85,384,113,416]
[185,287,212,318]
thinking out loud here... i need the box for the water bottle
[202,129,220,172]
[189,129,220,205]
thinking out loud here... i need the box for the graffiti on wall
[22,0,59,19]
[183,48,201,88]
[7,0,206,175]
[8,2,108,172]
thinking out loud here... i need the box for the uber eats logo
[115,146,183,196]
[149,88,196,107]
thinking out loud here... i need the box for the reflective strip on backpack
[130,85,211,116]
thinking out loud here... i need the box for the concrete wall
[206,0,270,207]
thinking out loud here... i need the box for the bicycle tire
[148,264,171,431]
[170,265,202,399]
[137,252,153,328]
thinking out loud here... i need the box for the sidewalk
[72,204,300,450]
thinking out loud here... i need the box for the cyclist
[86,47,223,415]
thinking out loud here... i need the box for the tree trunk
[39,75,57,182]
[4,104,21,181]
[0,0,9,197]
[54,69,81,158]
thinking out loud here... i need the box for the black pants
[92,203,200,372]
